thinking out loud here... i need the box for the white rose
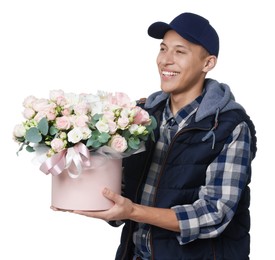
[136,125,146,134]
[129,124,138,134]
[81,126,92,140]
[95,120,109,133]
[68,127,83,143]
[13,124,26,138]
[64,92,79,106]
[90,101,104,115]
[129,124,146,135]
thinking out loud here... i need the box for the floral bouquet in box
[13,89,156,210]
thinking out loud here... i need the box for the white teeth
[162,71,179,76]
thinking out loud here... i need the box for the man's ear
[203,55,217,72]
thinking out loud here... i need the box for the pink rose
[55,116,71,130]
[73,115,89,128]
[49,89,65,101]
[115,92,130,106]
[107,92,135,108]
[102,111,115,121]
[62,107,72,116]
[74,101,89,115]
[34,111,47,122]
[32,98,49,112]
[133,107,151,125]
[50,138,66,153]
[117,116,129,129]
[46,111,56,121]
[108,121,117,134]
[23,95,37,108]
[23,107,35,119]
[109,134,127,153]
[55,96,67,106]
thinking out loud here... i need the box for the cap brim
[148,21,203,47]
[147,21,199,45]
[147,22,172,39]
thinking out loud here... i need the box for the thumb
[102,188,119,202]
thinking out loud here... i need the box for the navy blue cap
[148,12,219,57]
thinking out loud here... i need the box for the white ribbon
[65,146,83,178]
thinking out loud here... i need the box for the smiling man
[70,12,257,260]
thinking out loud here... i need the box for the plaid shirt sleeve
[171,121,252,245]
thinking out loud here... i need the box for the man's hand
[52,188,134,221]
[51,187,180,232]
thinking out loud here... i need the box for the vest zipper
[211,239,216,260]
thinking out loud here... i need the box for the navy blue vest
[115,101,257,260]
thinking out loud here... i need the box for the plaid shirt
[133,96,252,258]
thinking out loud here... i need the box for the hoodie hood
[144,78,245,122]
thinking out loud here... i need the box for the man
[73,12,257,259]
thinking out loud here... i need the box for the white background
[0,0,273,259]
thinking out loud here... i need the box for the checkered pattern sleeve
[172,121,252,245]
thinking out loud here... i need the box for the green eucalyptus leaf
[26,145,35,152]
[91,114,103,125]
[25,127,42,143]
[146,116,157,132]
[98,132,110,143]
[122,130,131,139]
[86,136,102,148]
[91,130,100,139]
[50,125,58,135]
[91,139,102,148]
[86,137,93,147]
[37,118,49,135]
[128,137,140,150]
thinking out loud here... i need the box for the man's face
[156,30,209,96]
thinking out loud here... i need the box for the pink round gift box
[51,155,122,211]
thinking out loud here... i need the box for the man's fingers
[102,188,120,202]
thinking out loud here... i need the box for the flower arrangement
[13,89,156,173]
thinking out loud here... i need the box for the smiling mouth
[161,71,180,77]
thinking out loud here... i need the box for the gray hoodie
[144,78,245,122]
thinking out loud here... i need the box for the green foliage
[147,116,157,142]
[87,131,111,148]
[147,116,157,132]
[98,132,111,143]
[37,117,49,135]
[26,145,35,152]
[24,117,51,144]
[90,113,102,126]
[25,127,42,143]
[49,125,58,135]
[128,136,140,150]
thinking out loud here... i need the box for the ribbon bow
[39,143,91,178]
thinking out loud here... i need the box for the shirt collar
[163,94,204,126]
